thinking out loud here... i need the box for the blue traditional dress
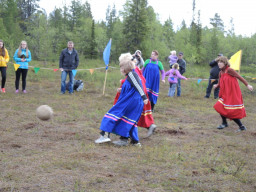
[100,72,145,142]
[142,59,164,104]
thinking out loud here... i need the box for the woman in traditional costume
[213,56,253,132]
[141,50,165,111]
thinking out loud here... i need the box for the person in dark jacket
[176,52,186,96]
[204,53,222,99]
[59,41,79,94]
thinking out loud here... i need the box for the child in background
[95,56,148,146]
[168,50,178,68]
[165,63,187,97]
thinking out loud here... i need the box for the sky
[39,0,256,37]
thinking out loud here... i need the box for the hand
[59,68,64,72]
[247,85,253,91]
[144,99,148,105]
[213,84,218,89]
[21,58,25,62]
[185,78,188,80]
[117,88,122,93]
[162,79,165,83]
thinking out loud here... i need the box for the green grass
[0,60,256,191]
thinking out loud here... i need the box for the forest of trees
[0,0,256,66]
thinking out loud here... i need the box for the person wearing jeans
[165,63,187,97]
[61,70,74,93]
[176,52,186,96]
[13,40,32,93]
[59,41,79,94]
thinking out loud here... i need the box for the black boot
[236,125,247,132]
[217,124,228,129]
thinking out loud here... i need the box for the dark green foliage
[89,20,97,59]
[122,0,150,52]
[0,0,255,66]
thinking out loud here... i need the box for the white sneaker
[147,124,157,137]
[132,142,142,147]
[95,135,111,144]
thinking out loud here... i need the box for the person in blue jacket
[59,41,79,94]
[13,40,32,93]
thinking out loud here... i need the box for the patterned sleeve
[127,71,147,101]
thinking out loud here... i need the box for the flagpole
[239,50,242,74]
[102,38,112,95]
[103,66,108,95]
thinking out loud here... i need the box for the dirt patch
[23,123,38,129]
[159,129,185,135]
[11,144,22,148]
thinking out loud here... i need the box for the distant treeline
[0,0,256,66]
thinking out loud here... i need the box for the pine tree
[209,13,224,58]
[89,20,97,59]
[106,5,117,39]
[163,17,175,50]
[210,13,224,32]
[17,0,40,32]
[122,0,149,52]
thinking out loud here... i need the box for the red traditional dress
[114,67,154,128]
[214,66,248,119]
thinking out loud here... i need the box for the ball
[36,105,53,121]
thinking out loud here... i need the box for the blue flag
[72,69,77,77]
[103,39,112,70]
[197,79,202,84]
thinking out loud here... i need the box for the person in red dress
[213,56,253,132]
[114,53,157,137]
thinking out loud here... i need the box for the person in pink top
[165,63,187,97]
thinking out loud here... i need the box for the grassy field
[0,60,256,192]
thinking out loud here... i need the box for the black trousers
[15,68,28,90]
[205,79,219,98]
[0,67,7,88]
[221,115,243,127]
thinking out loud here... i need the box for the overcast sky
[39,0,256,37]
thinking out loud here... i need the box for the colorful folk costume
[141,59,165,110]
[213,66,251,131]
[214,66,246,119]
[100,70,147,143]
[114,67,154,128]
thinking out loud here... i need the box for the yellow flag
[14,64,20,71]
[89,69,94,75]
[229,50,242,71]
